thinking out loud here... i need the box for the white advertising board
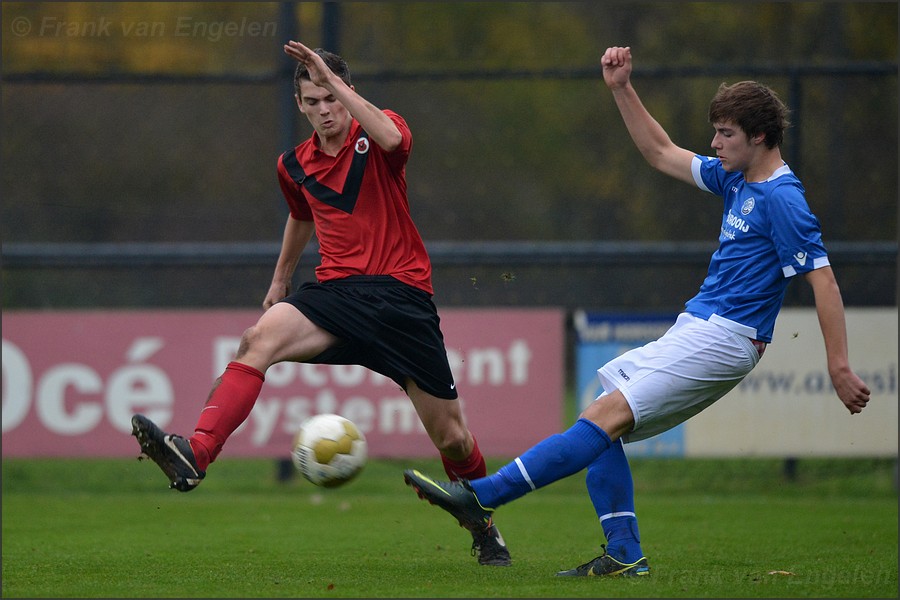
[576,308,897,458]
[685,308,897,457]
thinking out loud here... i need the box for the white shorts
[597,312,761,443]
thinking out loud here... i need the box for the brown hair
[293,48,351,96]
[708,81,791,149]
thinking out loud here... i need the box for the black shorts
[280,275,458,399]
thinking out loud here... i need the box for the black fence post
[322,1,341,54]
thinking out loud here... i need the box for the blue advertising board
[573,311,684,457]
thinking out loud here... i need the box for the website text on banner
[2,309,565,458]
[575,308,897,458]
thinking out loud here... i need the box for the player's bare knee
[233,326,260,359]
[580,392,634,441]
[433,428,472,459]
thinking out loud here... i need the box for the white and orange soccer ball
[291,414,367,488]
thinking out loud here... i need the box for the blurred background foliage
[1,2,897,309]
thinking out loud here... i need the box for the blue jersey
[685,156,829,343]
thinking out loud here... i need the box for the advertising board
[575,308,897,457]
[2,308,565,458]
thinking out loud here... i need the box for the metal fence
[3,239,896,311]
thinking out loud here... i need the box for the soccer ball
[291,414,367,488]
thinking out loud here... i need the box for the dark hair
[293,48,351,96]
[708,81,791,149]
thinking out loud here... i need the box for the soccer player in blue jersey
[403,45,872,577]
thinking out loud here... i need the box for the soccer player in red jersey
[131,41,510,566]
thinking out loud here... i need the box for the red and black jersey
[276,110,434,295]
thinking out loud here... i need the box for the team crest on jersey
[741,197,755,215]
[355,137,370,154]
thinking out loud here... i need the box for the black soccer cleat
[555,545,650,577]
[403,469,493,531]
[471,523,511,566]
[131,414,205,492]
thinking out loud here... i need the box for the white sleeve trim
[782,256,830,278]
[691,156,711,192]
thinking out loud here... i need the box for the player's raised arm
[602,46,695,185]
[283,40,402,152]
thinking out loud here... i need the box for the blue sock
[585,438,644,564]
[470,418,611,508]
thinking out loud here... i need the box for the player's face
[297,80,352,141]
[710,121,753,172]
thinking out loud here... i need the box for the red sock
[441,436,487,481]
[189,361,265,471]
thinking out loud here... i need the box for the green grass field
[2,456,897,598]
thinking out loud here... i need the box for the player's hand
[263,282,290,311]
[831,367,871,414]
[283,40,331,88]
[601,46,633,90]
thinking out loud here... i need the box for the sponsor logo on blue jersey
[741,197,755,215]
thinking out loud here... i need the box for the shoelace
[575,544,609,570]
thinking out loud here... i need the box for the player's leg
[392,294,493,493]
[405,379,474,462]
[133,302,338,490]
[404,391,632,558]
[587,438,645,564]
[554,315,758,576]
[464,391,633,508]
[189,302,339,467]
[555,436,649,577]
[480,313,731,509]
[406,381,511,566]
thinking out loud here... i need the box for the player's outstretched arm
[263,216,315,311]
[601,46,695,185]
[804,267,871,414]
[283,40,402,152]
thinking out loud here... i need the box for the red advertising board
[2,308,564,459]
